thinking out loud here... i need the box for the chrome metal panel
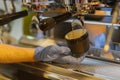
[0,55,119,80]
[51,56,120,80]
[12,62,103,80]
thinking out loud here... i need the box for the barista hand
[34,45,84,65]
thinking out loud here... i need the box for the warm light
[104,44,109,52]
[44,73,78,80]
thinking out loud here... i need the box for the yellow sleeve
[0,44,35,63]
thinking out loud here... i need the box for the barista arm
[0,44,35,63]
[0,44,71,64]
[0,43,83,65]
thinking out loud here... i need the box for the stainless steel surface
[51,56,120,80]
[1,56,119,80]
[0,58,105,80]
[10,61,103,80]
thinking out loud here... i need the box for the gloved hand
[34,45,85,65]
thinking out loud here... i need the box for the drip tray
[50,56,120,80]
